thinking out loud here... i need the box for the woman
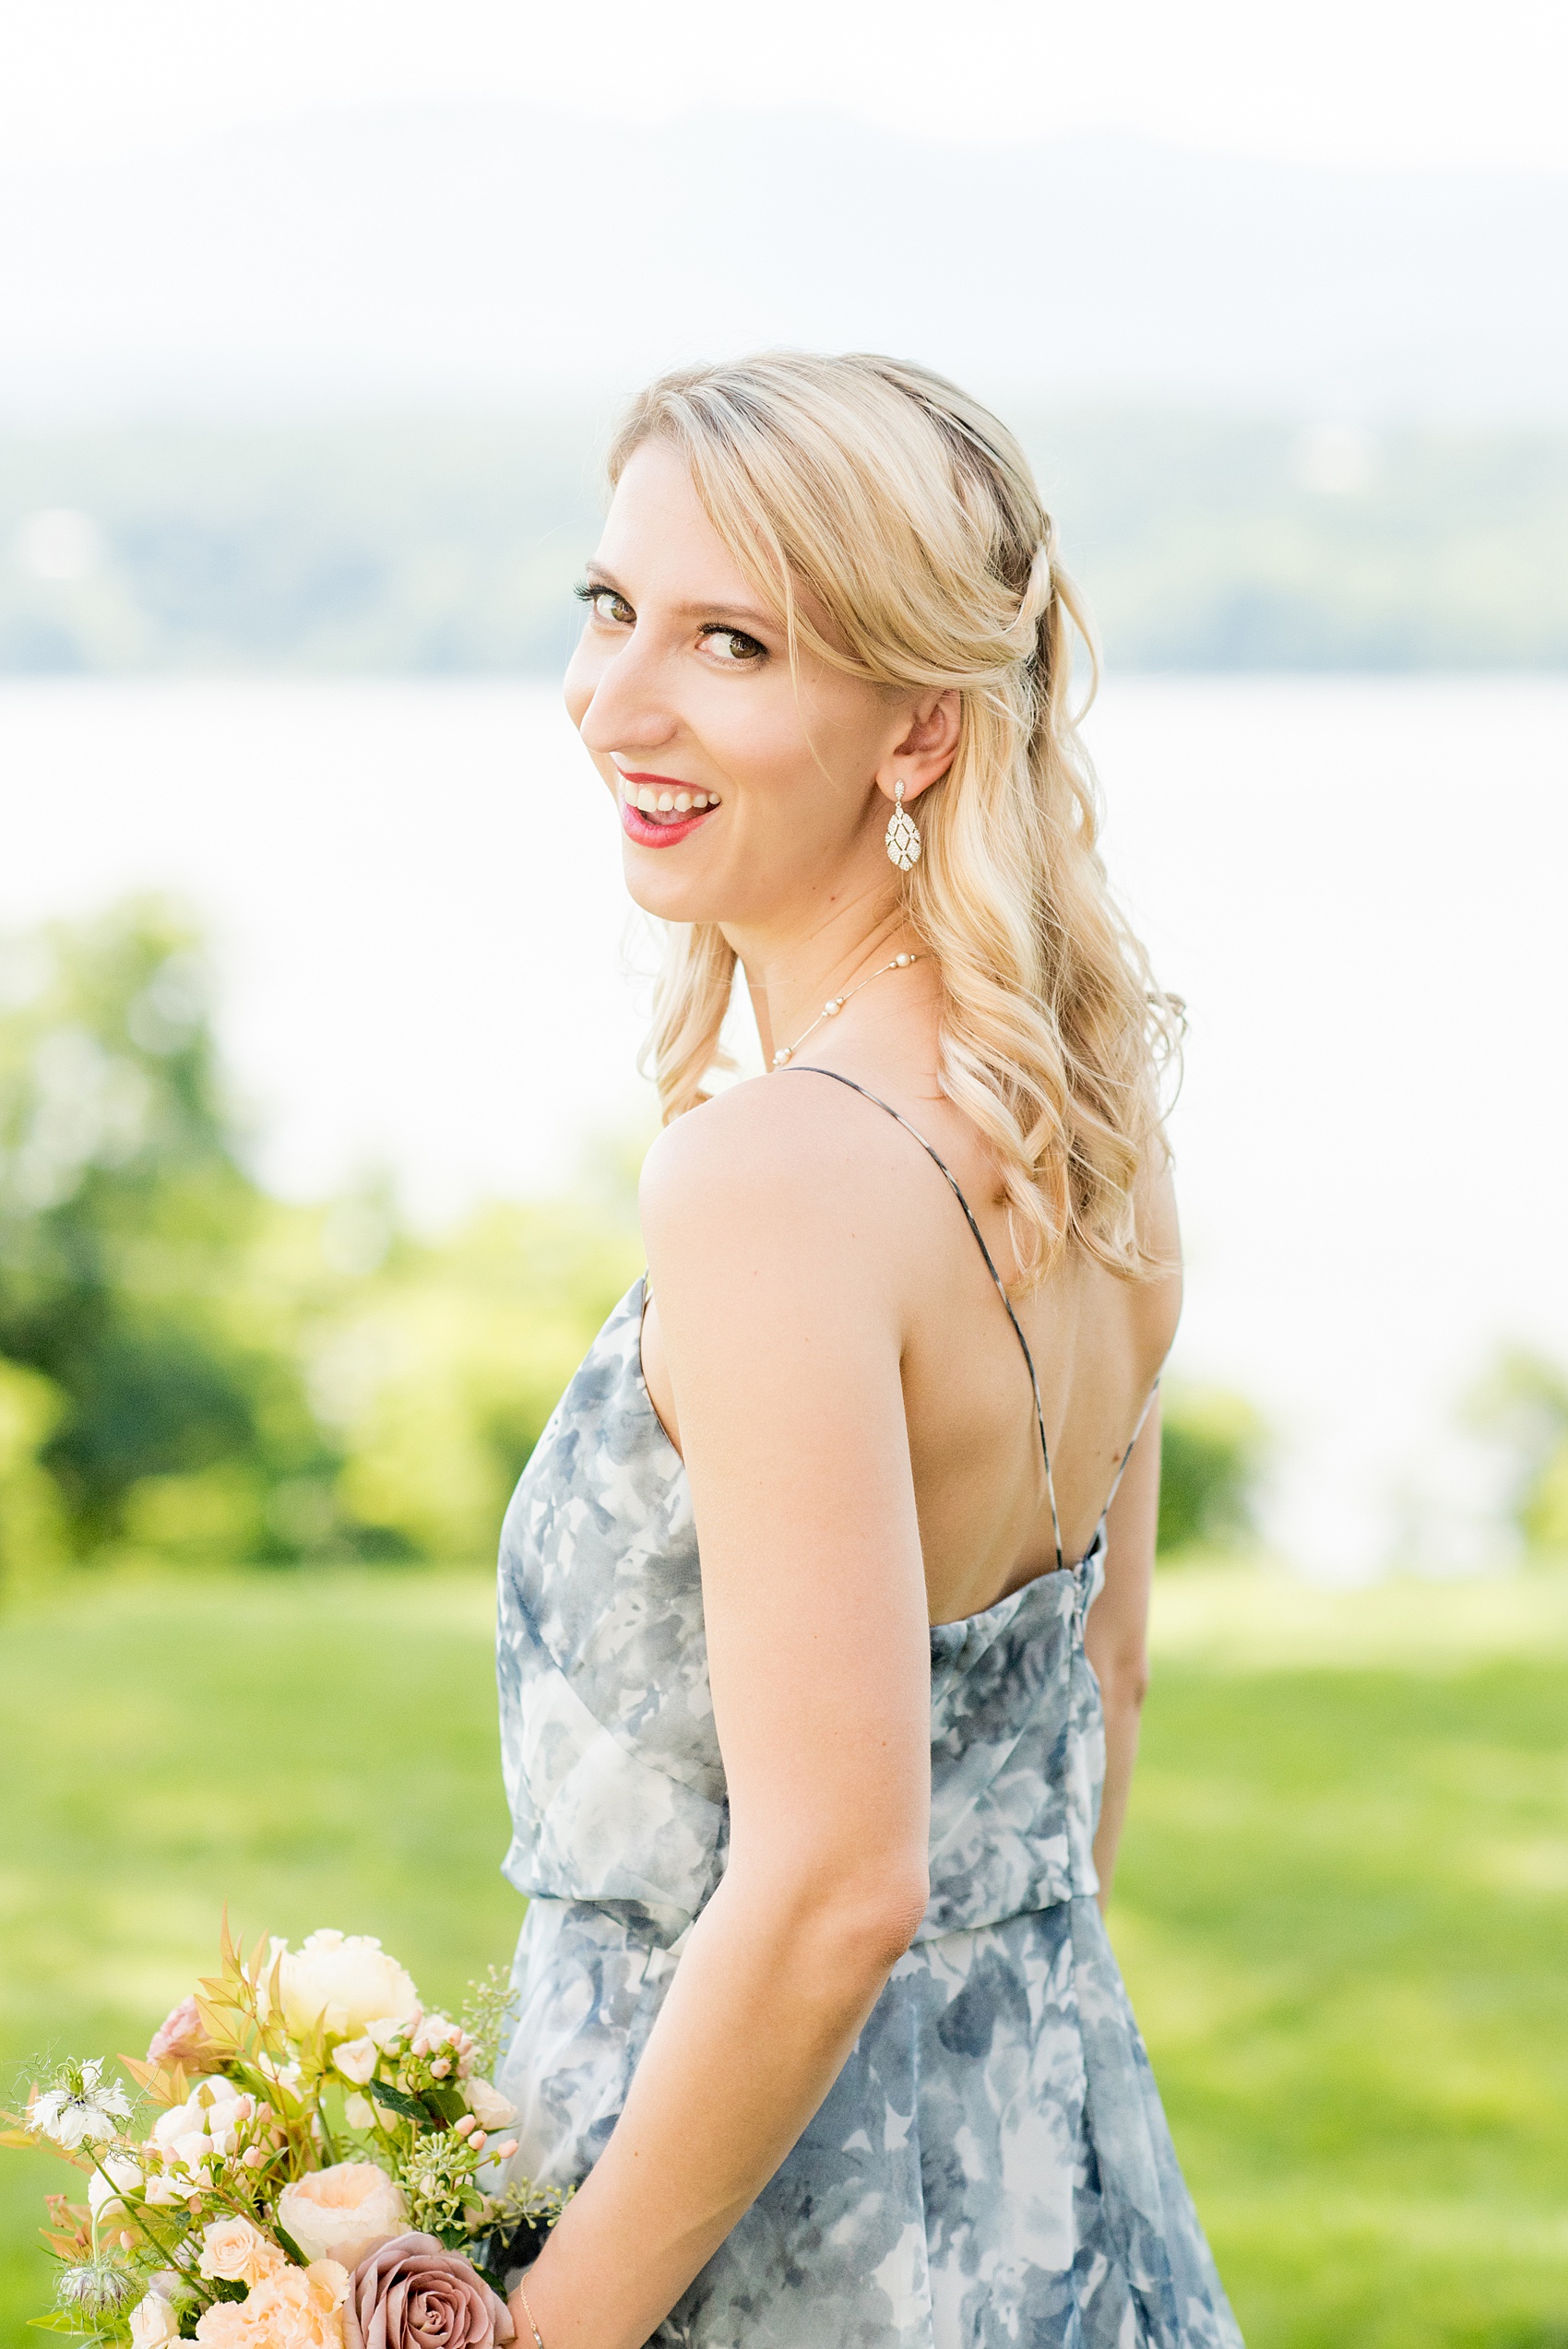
[493,352,1241,2349]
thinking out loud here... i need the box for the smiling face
[564,438,948,937]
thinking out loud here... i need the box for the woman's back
[639,1041,1182,1627]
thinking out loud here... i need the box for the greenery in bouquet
[3,1920,564,2346]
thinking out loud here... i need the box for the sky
[3,0,1566,173]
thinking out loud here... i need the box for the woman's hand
[511,1077,932,2349]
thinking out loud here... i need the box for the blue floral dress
[494,1075,1243,2347]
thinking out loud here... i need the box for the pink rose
[148,1994,218,2070]
[342,2234,515,2349]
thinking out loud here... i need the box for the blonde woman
[493,354,1241,2349]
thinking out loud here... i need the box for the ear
[876,688,961,804]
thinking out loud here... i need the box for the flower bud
[469,2131,487,2153]
[429,2058,451,2079]
[493,2140,518,2161]
[452,2115,476,2138]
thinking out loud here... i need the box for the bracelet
[516,2279,546,2349]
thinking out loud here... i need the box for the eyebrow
[584,562,778,635]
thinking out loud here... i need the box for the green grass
[3,1568,1567,2345]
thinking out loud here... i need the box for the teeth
[624,782,719,817]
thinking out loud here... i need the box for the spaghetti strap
[1102,1381,1159,1518]
[780,1064,1063,1572]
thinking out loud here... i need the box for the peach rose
[277,2164,408,2269]
[341,2235,514,2349]
[200,2215,288,2287]
[195,2261,349,2349]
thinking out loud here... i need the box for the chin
[618,845,729,924]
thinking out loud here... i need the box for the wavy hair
[607,351,1181,1287]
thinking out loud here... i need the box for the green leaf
[368,2077,434,2129]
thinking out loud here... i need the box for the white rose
[88,2155,142,2221]
[275,1933,419,2043]
[130,2294,180,2349]
[330,2035,377,2086]
[275,2161,409,2268]
[462,2078,517,2128]
[341,2092,377,2131]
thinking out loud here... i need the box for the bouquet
[3,1919,564,2346]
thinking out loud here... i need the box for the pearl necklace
[770,952,922,1068]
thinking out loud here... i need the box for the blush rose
[277,2164,409,2270]
[341,2233,515,2349]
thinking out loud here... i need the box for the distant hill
[1,110,1566,420]
[3,410,1566,675]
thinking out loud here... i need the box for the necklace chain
[770,952,922,1069]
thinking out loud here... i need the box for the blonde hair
[609,351,1180,1287]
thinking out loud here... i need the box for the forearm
[1091,1667,1147,1909]
[513,1863,917,2349]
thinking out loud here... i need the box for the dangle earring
[885,777,921,871]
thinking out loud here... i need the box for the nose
[576,626,679,759]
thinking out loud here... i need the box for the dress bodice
[496,1279,1107,1952]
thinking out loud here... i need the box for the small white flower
[331,2035,378,2085]
[88,2155,143,2222]
[365,2009,420,2051]
[341,2092,377,2131]
[31,2059,131,2148]
[462,2078,517,2129]
[130,2290,181,2348]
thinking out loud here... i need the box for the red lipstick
[614,768,720,849]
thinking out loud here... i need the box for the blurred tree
[1467,1347,1568,1559]
[1157,1383,1269,1560]
[0,898,335,1558]
[0,899,644,1572]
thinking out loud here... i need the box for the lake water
[6,673,1567,1576]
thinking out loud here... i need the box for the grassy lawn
[3,1566,1567,2345]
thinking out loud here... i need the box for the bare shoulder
[639,1073,908,1290]
[1131,1147,1183,1351]
[1137,1149,1182,1275]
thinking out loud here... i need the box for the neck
[722,885,924,1074]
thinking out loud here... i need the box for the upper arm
[1085,1390,1159,1700]
[640,1086,932,1896]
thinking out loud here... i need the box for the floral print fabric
[496,1281,1241,2345]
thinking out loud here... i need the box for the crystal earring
[885,778,921,871]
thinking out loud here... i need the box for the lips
[615,771,720,849]
[621,800,715,848]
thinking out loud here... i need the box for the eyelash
[573,582,766,665]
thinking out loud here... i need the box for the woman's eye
[701,627,766,664]
[585,587,634,626]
